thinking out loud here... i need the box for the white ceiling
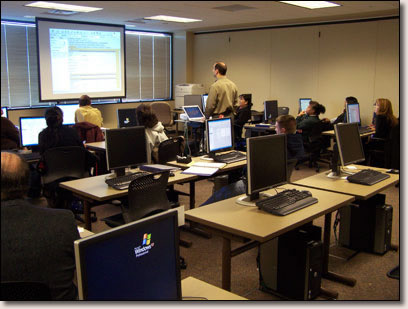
[1,1,400,33]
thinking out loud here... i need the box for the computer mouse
[169,172,175,177]
[301,190,312,196]
[386,169,399,174]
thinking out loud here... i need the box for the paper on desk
[181,166,219,176]
[192,162,226,168]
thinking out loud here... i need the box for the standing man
[75,94,103,127]
[205,62,239,119]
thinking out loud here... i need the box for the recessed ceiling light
[280,1,340,9]
[144,15,202,23]
[25,1,103,13]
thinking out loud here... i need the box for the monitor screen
[246,134,287,201]
[1,107,7,118]
[183,106,205,120]
[105,126,148,176]
[19,117,47,147]
[56,104,78,125]
[117,108,138,128]
[206,117,234,155]
[264,100,278,123]
[299,98,311,112]
[346,103,361,125]
[201,94,208,112]
[334,122,365,166]
[184,95,203,110]
[74,210,181,300]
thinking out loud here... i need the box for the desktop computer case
[258,224,323,300]
[339,193,392,254]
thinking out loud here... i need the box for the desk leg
[222,237,232,291]
[84,200,92,231]
[322,213,356,287]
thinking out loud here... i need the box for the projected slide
[37,19,125,101]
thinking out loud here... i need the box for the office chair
[150,102,175,135]
[295,120,331,172]
[368,122,399,169]
[73,121,105,143]
[40,146,97,222]
[1,281,51,300]
[278,106,290,116]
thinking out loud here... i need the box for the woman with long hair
[373,98,398,139]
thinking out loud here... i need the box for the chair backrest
[41,146,94,185]
[157,136,184,164]
[278,106,290,116]
[73,122,105,143]
[124,171,170,223]
[385,121,400,169]
[1,281,51,300]
[287,158,297,181]
[150,102,173,127]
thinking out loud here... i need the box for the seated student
[276,115,305,161]
[1,108,19,150]
[371,98,398,139]
[331,96,359,125]
[137,104,169,163]
[39,106,83,155]
[296,101,326,143]
[1,152,80,300]
[234,94,252,139]
[75,95,103,127]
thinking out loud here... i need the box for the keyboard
[347,169,390,186]
[105,171,150,190]
[213,151,246,164]
[256,189,318,216]
[358,126,374,134]
[20,151,41,162]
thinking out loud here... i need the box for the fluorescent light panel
[144,15,202,23]
[280,1,340,9]
[25,1,103,13]
[125,30,166,37]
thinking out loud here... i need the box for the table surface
[185,183,354,243]
[60,169,198,202]
[85,141,106,151]
[181,277,246,300]
[322,129,374,138]
[293,165,399,200]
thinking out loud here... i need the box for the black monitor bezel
[246,134,288,200]
[263,100,278,123]
[334,122,366,167]
[105,126,148,175]
[74,210,181,300]
[117,108,139,128]
[205,117,234,155]
[19,116,47,147]
[345,102,361,126]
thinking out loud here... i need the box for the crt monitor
[56,104,78,125]
[117,108,138,128]
[74,210,181,300]
[331,122,365,176]
[1,107,7,118]
[201,94,208,112]
[19,117,47,147]
[237,134,287,206]
[346,103,361,125]
[184,94,203,110]
[264,100,278,123]
[299,98,311,112]
[206,117,234,157]
[105,126,148,177]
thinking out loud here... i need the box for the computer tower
[339,194,392,254]
[259,225,323,300]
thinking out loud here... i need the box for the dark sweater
[1,117,20,150]
[286,133,306,160]
[1,199,80,300]
[373,114,392,139]
[39,125,83,154]
[296,114,320,142]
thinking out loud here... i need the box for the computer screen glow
[206,117,233,153]
[19,117,47,147]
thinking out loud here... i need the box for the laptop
[182,105,205,123]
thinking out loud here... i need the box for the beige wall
[192,19,399,125]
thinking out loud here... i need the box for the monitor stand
[105,168,132,179]
[236,192,272,207]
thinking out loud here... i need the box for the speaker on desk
[339,194,392,254]
[258,224,323,300]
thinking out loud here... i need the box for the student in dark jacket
[1,109,20,150]
[234,94,252,139]
[296,101,326,143]
[331,96,359,125]
[371,98,398,139]
[39,106,83,155]
[276,115,305,161]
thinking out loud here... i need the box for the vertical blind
[1,22,172,108]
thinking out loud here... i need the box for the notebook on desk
[182,105,205,123]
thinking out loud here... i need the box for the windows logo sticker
[134,233,154,258]
[142,233,151,246]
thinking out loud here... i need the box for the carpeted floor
[79,162,400,301]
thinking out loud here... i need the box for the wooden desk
[60,169,198,231]
[181,277,246,300]
[293,165,399,200]
[85,141,105,151]
[185,184,354,294]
